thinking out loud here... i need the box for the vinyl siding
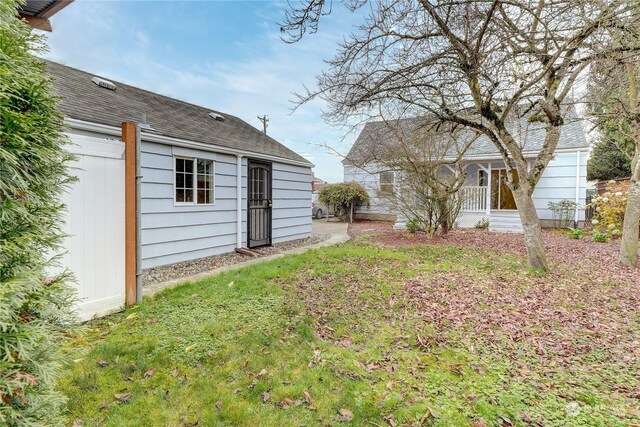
[345,150,588,227]
[140,141,247,268]
[344,164,396,215]
[140,142,312,268]
[532,151,588,221]
[271,162,312,243]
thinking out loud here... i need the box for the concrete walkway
[143,219,350,298]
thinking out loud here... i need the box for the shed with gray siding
[48,60,313,275]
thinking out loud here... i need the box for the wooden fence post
[122,122,137,305]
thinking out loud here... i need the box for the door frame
[247,159,273,248]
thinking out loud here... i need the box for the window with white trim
[175,157,214,205]
[379,171,395,194]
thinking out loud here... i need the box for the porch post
[574,151,581,226]
[486,162,492,215]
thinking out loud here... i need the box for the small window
[478,170,487,187]
[379,171,394,195]
[175,157,214,205]
[196,159,214,204]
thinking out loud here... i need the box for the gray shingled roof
[45,61,311,165]
[345,112,590,164]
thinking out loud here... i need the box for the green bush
[318,182,369,222]
[589,181,628,237]
[567,228,584,240]
[475,217,489,229]
[547,200,578,228]
[406,217,421,233]
[592,232,610,243]
[1,1,76,425]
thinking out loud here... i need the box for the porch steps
[489,211,523,233]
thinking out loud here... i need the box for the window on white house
[379,171,395,194]
[478,170,487,186]
[196,159,214,204]
[175,157,214,204]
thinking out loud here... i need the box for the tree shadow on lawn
[59,242,640,426]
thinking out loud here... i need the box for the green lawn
[59,240,639,426]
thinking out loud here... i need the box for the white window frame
[173,156,215,206]
[379,171,395,195]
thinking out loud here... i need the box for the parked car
[312,193,330,219]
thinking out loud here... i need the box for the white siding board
[270,161,312,243]
[139,144,310,268]
[272,207,311,219]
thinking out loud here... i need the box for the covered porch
[456,162,523,232]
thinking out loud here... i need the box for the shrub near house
[318,183,369,222]
[590,180,629,239]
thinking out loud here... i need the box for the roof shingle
[45,61,311,165]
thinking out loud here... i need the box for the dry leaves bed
[343,221,640,404]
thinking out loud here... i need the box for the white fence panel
[60,134,126,320]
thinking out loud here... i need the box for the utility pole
[257,115,269,135]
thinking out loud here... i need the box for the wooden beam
[122,122,137,306]
[20,15,52,32]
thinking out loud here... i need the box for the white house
[46,61,313,319]
[344,114,589,232]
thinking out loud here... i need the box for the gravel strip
[143,234,331,286]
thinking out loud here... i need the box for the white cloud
[42,0,362,182]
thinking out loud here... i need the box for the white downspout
[236,155,243,248]
[575,151,581,226]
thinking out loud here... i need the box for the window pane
[185,189,194,203]
[176,158,184,173]
[176,173,185,189]
[197,159,205,174]
[176,189,185,203]
[184,158,194,173]
[184,170,193,188]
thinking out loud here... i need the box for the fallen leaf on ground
[336,408,353,422]
[144,368,156,378]
[172,368,180,378]
[96,360,108,367]
[303,390,313,406]
[114,392,132,403]
[262,392,270,402]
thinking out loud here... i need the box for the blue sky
[40,0,362,182]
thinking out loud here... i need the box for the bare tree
[588,55,640,265]
[345,116,478,235]
[282,0,640,271]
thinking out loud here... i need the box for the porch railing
[460,186,487,212]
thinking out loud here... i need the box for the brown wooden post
[122,122,137,305]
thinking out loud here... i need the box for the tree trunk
[619,152,640,267]
[436,196,451,235]
[513,189,549,271]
